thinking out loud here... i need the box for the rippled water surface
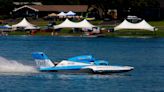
[0,36,163,92]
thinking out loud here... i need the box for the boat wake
[0,56,38,73]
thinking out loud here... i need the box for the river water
[0,36,163,92]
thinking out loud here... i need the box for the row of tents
[48,11,76,17]
[0,17,157,32]
[54,19,95,29]
[11,18,96,30]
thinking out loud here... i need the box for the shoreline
[4,30,162,38]
[2,34,161,39]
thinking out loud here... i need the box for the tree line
[0,0,160,19]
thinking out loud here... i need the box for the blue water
[0,36,163,92]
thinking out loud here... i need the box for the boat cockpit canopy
[68,55,95,63]
[94,60,109,65]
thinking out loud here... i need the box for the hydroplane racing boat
[32,52,134,74]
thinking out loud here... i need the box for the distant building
[11,1,164,20]
[12,5,88,18]
[13,2,42,6]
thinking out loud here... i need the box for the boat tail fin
[32,52,54,68]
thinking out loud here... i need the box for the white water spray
[0,56,38,73]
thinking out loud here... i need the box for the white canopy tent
[4,25,12,29]
[66,11,76,16]
[54,19,96,30]
[54,19,77,29]
[57,12,67,17]
[48,13,57,17]
[114,19,155,31]
[0,25,12,32]
[12,18,38,30]
[77,19,96,28]
[76,19,97,31]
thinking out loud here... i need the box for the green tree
[40,0,160,19]
[128,0,159,16]
[0,0,14,17]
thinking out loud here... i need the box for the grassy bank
[7,29,163,38]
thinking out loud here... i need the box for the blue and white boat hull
[32,52,134,74]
